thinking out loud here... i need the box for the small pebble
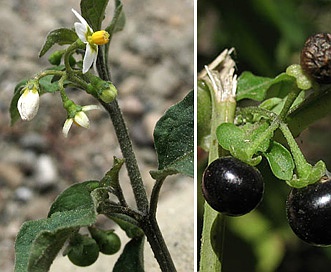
[20,132,47,153]
[34,155,58,189]
[15,186,33,202]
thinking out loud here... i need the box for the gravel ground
[0,0,194,271]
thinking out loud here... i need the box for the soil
[0,0,194,271]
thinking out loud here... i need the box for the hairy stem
[96,46,176,271]
[149,178,165,218]
[140,216,177,272]
[99,98,149,213]
[96,49,149,213]
[278,86,301,121]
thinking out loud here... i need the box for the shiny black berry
[286,178,331,246]
[202,157,264,216]
[300,33,331,84]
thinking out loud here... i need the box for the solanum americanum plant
[199,32,331,272]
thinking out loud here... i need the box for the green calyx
[63,99,82,118]
[87,74,118,103]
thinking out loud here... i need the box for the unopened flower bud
[99,82,118,103]
[88,75,118,103]
[17,83,40,121]
[286,64,313,90]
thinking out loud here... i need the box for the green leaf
[216,123,245,151]
[150,90,194,179]
[287,86,331,137]
[15,210,97,272]
[15,181,100,272]
[236,72,273,101]
[38,75,61,95]
[80,0,109,31]
[105,0,125,37]
[113,237,145,272]
[265,73,297,100]
[248,122,272,153]
[216,122,273,166]
[236,72,296,102]
[39,28,78,57]
[107,213,144,239]
[264,141,294,181]
[287,160,326,188]
[259,97,283,111]
[100,157,125,188]
[48,180,100,216]
[10,80,28,126]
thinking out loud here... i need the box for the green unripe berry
[65,233,99,267]
[286,64,313,90]
[89,227,121,255]
[48,51,64,66]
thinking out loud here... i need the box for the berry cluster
[65,228,121,267]
[202,156,331,246]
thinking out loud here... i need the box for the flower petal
[72,9,91,30]
[62,118,74,137]
[82,104,103,112]
[74,22,88,43]
[74,111,90,128]
[82,44,98,74]
[17,88,40,121]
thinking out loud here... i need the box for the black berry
[202,157,264,216]
[300,33,331,84]
[286,178,331,246]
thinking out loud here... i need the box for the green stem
[35,70,65,80]
[100,202,144,221]
[278,86,301,121]
[279,123,311,178]
[246,119,280,159]
[200,80,236,272]
[98,83,176,272]
[96,45,176,271]
[140,216,177,272]
[96,58,149,214]
[149,178,166,218]
[99,99,149,213]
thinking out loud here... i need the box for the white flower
[17,86,40,121]
[62,105,102,137]
[72,8,110,74]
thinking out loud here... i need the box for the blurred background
[198,0,331,271]
[0,0,193,271]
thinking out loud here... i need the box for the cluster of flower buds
[15,9,118,137]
